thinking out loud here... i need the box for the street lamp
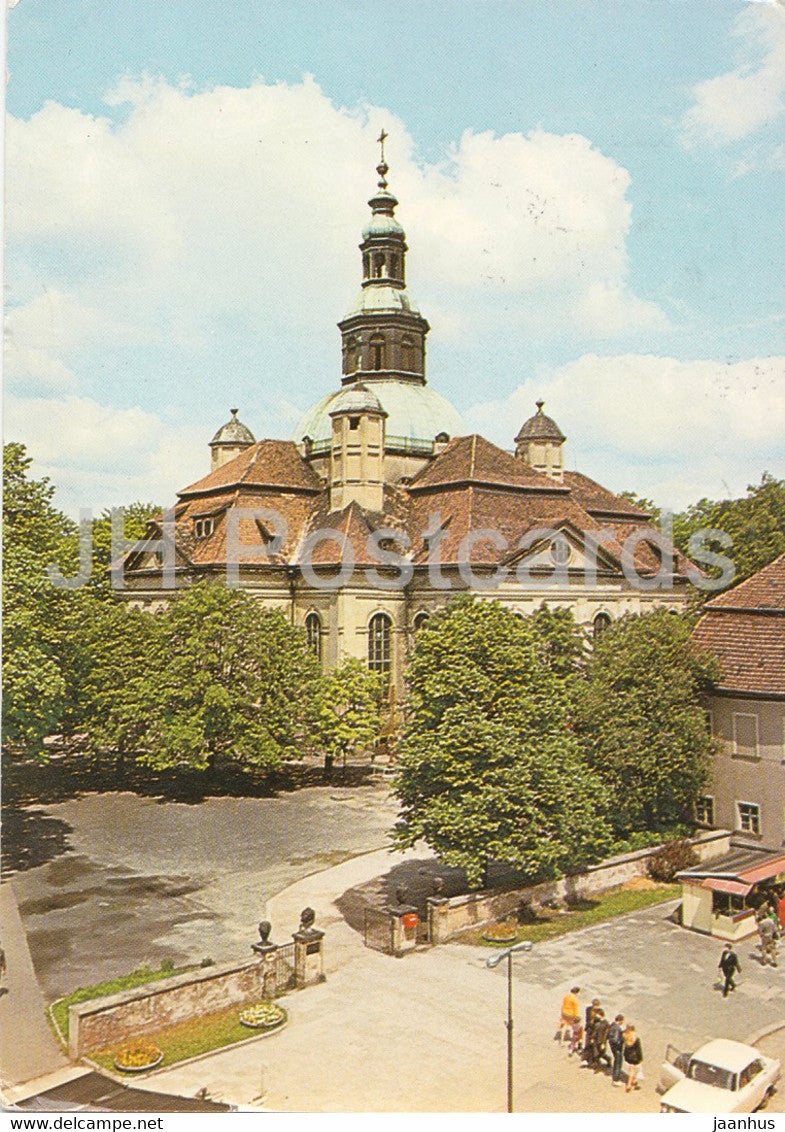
[486,940,532,1113]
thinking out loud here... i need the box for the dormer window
[194,517,215,539]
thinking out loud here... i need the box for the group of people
[557,987,643,1092]
[716,896,783,997]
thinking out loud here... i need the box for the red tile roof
[692,554,785,697]
[410,434,565,493]
[180,440,323,496]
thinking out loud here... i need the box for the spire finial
[230,407,239,417]
[376,128,389,189]
[536,399,545,413]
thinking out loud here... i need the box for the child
[569,1017,584,1057]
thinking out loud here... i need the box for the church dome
[296,380,464,452]
[515,400,565,443]
[328,384,386,416]
[210,408,255,446]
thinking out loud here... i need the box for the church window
[194,517,215,539]
[372,254,384,279]
[370,335,385,370]
[305,612,323,661]
[413,612,430,632]
[593,612,611,640]
[401,336,415,371]
[549,536,571,566]
[349,417,360,431]
[389,253,398,278]
[368,612,392,677]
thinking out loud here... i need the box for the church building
[121,145,694,693]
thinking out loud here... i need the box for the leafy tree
[2,444,79,750]
[673,473,785,587]
[77,602,163,772]
[311,658,384,780]
[393,597,611,886]
[89,503,162,592]
[144,582,320,776]
[576,609,718,837]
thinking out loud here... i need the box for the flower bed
[238,1002,287,1030]
[481,921,519,944]
[113,1041,164,1073]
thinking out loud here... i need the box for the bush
[646,838,698,882]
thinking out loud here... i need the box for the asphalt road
[7,784,399,1001]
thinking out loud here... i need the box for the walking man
[608,1013,625,1087]
[719,942,741,996]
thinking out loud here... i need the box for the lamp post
[486,940,532,1113]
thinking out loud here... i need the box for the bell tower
[338,132,430,387]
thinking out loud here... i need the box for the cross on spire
[376,128,389,188]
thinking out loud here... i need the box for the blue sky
[5,0,784,512]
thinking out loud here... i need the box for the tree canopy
[143,582,321,775]
[576,608,718,836]
[393,598,611,886]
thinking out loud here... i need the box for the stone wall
[427,829,731,945]
[69,954,290,1058]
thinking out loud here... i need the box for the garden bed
[88,1001,288,1073]
[458,882,679,948]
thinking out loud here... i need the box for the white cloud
[465,353,785,508]
[6,75,662,362]
[3,394,206,512]
[681,5,785,147]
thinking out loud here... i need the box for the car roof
[693,1040,761,1073]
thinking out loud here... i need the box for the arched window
[412,611,430,632]
[370,335,385,370]
[593,612,612,640]
[368,612,392,676]
[401,336,415,372]
[305,612,322,661]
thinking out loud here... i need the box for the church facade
[120,150,695,693]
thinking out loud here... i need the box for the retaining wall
[428,829,730,945]
[68,955,287,1058]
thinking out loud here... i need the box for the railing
[306,435,436,457]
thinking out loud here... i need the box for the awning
[702,877,753,897]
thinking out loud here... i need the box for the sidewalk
[0,883,69,1087]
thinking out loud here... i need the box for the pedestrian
[718,942,741,996]
[623,1025,643,1092]
[569,1017,584,1058]
[557,985,581,1042]
[758,914,779,967]
[778,890,785,931]
[608,1013,625,1087]
[591,1008,612,1073]
[582,998,600,1064]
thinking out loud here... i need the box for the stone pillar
[427,896,451,946]
[252,919,279,999]
[292,907,325,988]
[388,902,419,956]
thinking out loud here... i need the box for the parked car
[660,1039,780,1113]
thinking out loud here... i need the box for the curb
[745,1019,785,1048]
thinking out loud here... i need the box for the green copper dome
[296,380,464,453]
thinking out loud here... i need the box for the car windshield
[688,1060,736,1091]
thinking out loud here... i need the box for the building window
[194,517,215,539]
[733,713,759,759]
[368,612,392,677]
[349,416,360,431]
[305,612,322,661]
[413,611,430,632]
[737,801,761,836]
[704,708,715,737]
[695,796,714,826]
[593,612,611,640]
[370,335,385,370]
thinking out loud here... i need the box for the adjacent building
[691,552,785,850]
